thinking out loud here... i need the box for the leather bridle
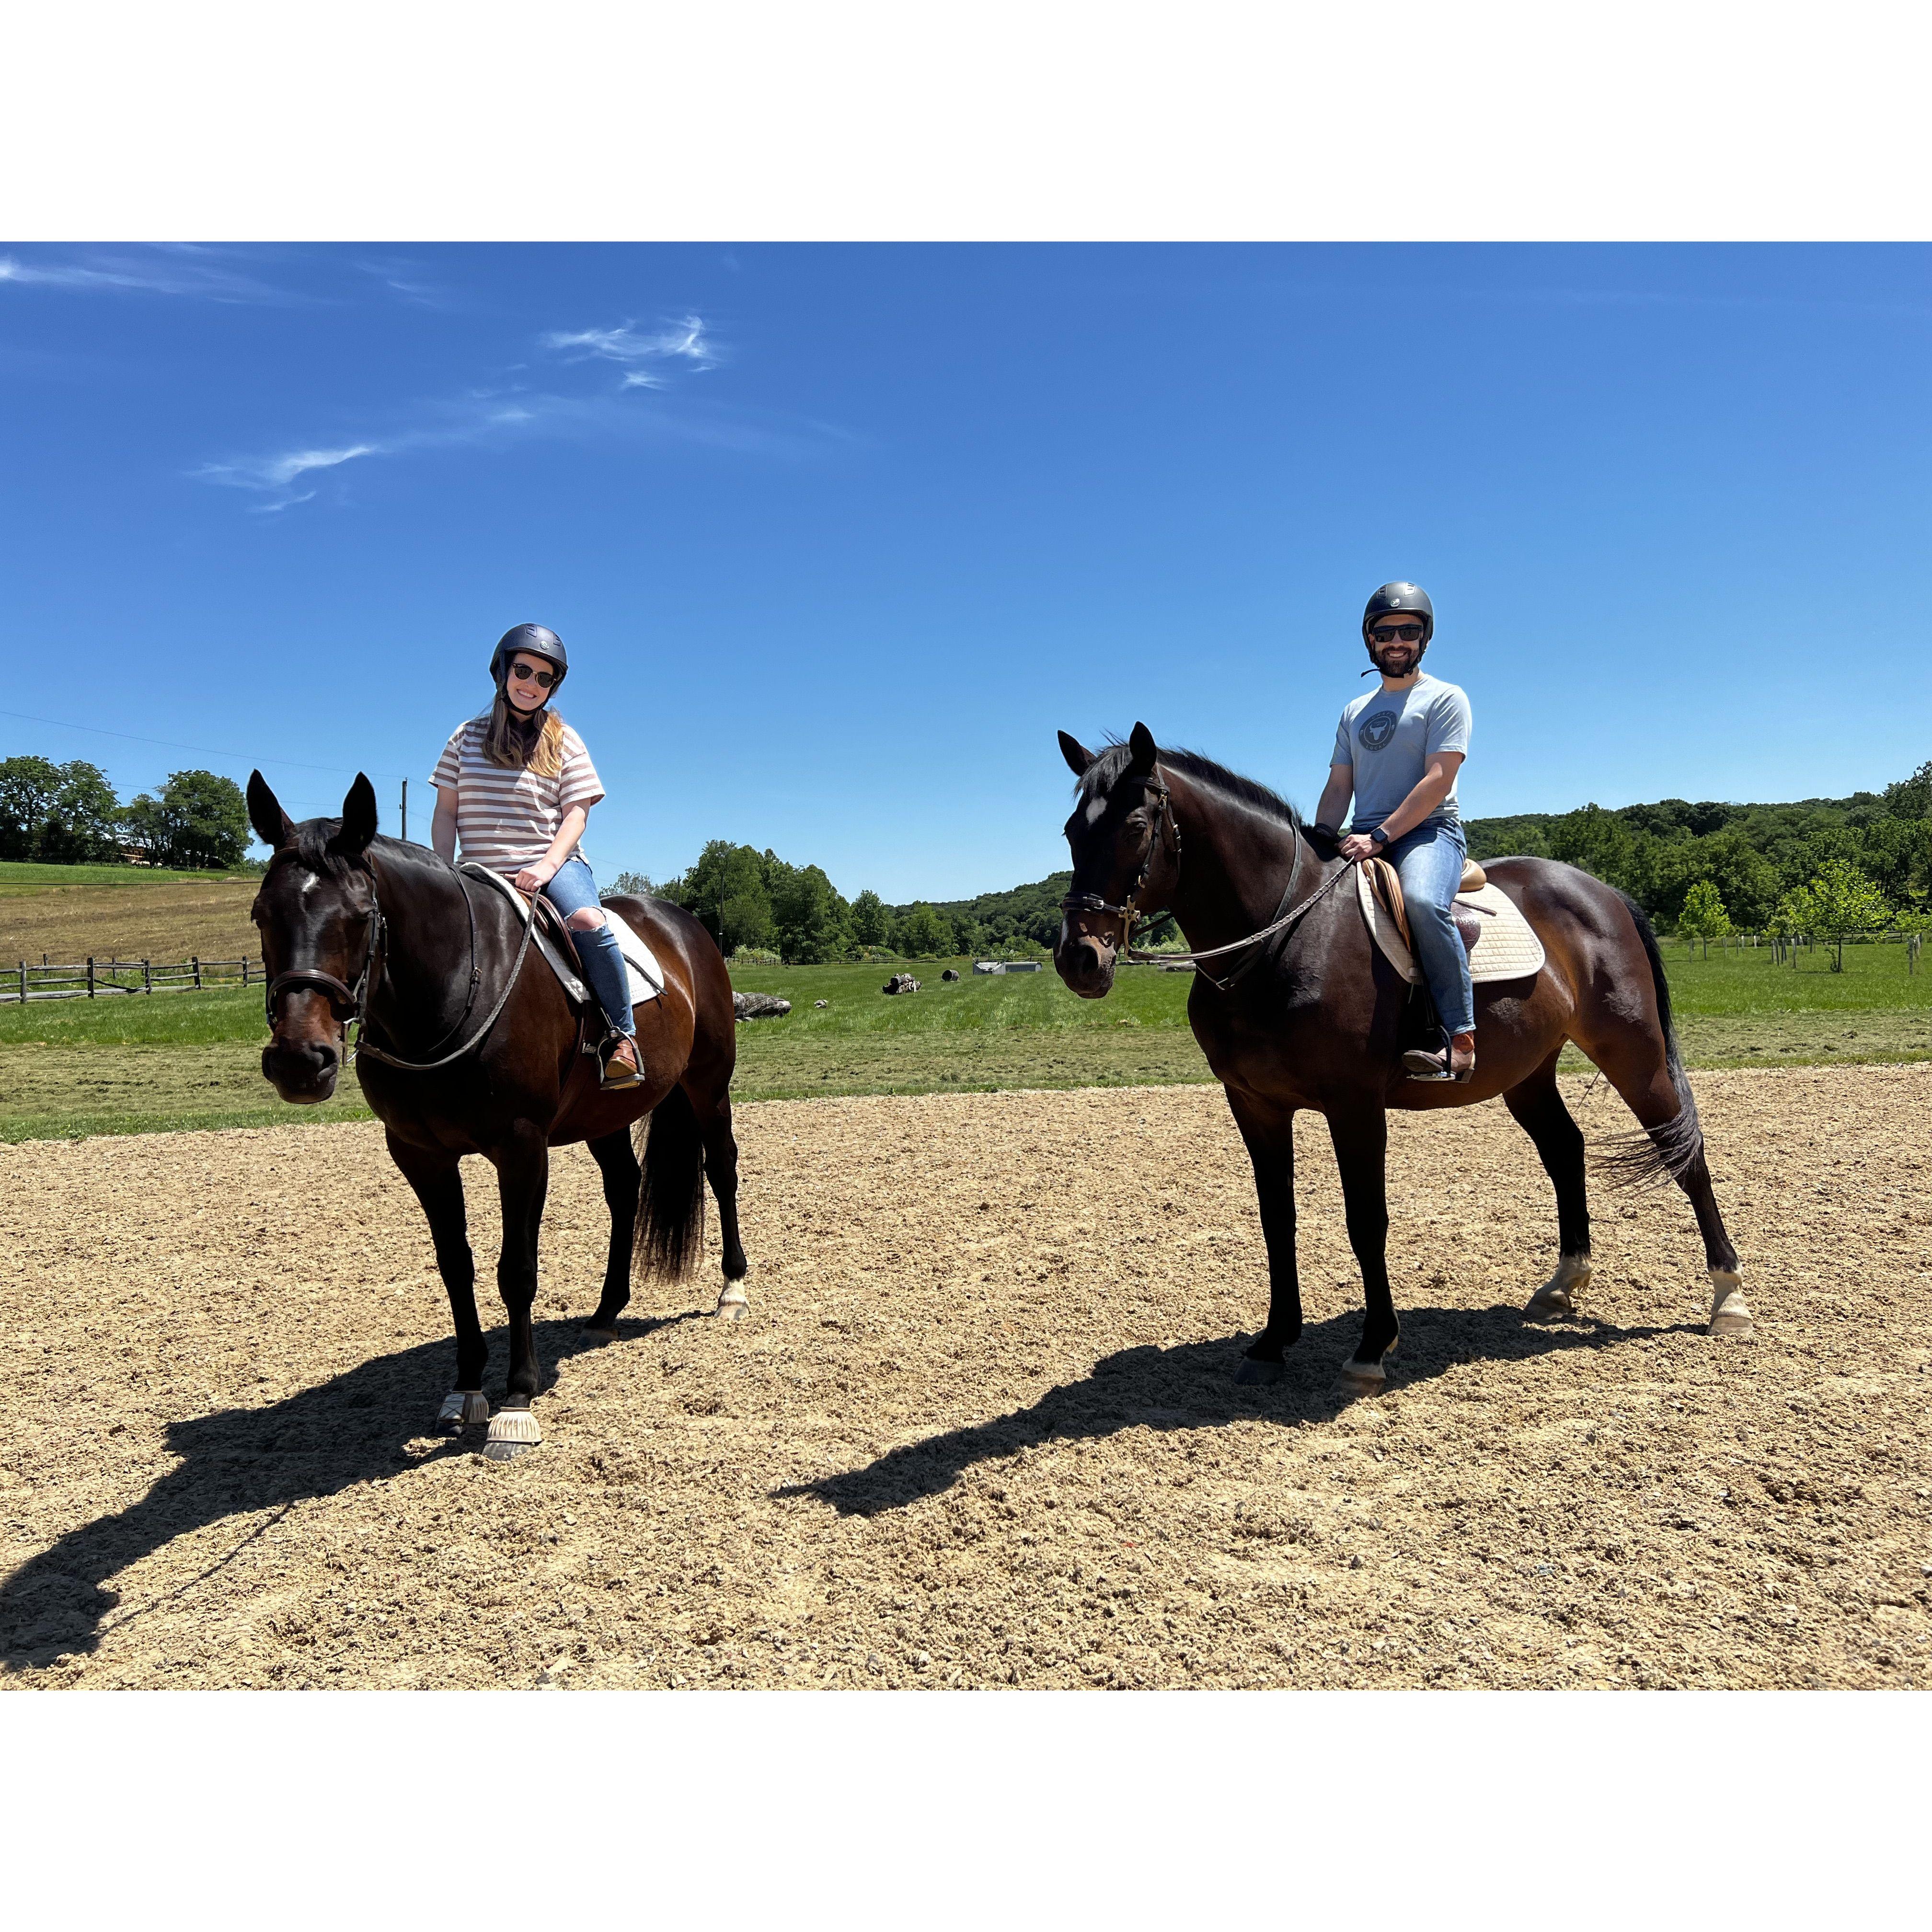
[1059,770,1355,994]
[1059,778,1182,957]
[265,861,536,1072]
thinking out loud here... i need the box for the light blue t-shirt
[1332,672,1472,832]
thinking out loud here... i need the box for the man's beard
[1372,644,1420,677]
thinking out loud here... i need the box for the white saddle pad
[1356,867,1546,985]
[462,865,666,1007]
[599,906,667,1007]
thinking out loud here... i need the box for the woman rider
[430,624,644,1090]
[1312,582,1477,1082]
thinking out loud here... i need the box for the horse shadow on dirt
[780,1300,1694,1518]
[0,1311,697,1672]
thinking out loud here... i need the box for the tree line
[611,840,1063,964]
[1465,759,1932,943]
[0,758,253,871]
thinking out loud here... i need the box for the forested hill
[1461,759,1930,931]
[888,873,1073,952]
[904,757,1932,944]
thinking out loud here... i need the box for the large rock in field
[733,992,792,1021]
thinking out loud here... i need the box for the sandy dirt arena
[2,1066,1928,1690]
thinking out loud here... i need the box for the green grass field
[3,940,1928,1142]
[0,860,256,895]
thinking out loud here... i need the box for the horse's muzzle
[1054,931,1117,1000]
[263,1031,342,1104]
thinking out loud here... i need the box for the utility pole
[400,777,409,843]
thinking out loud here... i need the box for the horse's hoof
[435,1390,490,1434]
[1339,1355,1388,1392]
[1234,1357,1286,1386]
[1526,1256,1591,1322]
[483,1408,542,1460]
[1708,1270,1754,1338]
[716,1287,748,1322]
[582,1326,620,1344]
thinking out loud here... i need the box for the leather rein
[1059,777,1353,995]
[265,861,539,1072]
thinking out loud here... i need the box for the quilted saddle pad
[1355,866,1546,985]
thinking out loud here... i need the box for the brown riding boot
[599,1033,645,1090]
[1403,1030,1476,1083]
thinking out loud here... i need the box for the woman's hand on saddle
[1338,832,1378,864]
[513,861,557,896]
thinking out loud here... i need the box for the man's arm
[1314,764,1353,835]
[1339,752,1463,861]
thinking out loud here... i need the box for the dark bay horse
[246,773,748,1459]
[1054,724,1752,1390]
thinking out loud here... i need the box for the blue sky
[2,242,1927,901]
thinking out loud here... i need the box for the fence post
[193,954,202,989]
[143,958,152,994]
[242,958,250,988]
[87,957,95,998]
[17,961,24,1005]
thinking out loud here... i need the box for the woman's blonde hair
[483,694,566,778]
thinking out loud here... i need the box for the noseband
[1059,772,1355,994]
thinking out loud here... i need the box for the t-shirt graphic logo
[1358,710,1398,751]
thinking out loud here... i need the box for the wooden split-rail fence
[4,955,264,1003]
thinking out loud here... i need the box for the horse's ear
[247,771,295,851]
[1127,722,1158,774]
[1058,730,1096,777]
[329,774,379,858]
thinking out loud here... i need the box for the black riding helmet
[489,624,568,705]
[1361,582,1433,672]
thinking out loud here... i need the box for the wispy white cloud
[189,309,849,515]
[354,257,452,307]
[0,247,298,304]
[541,314,720,377]
[191,444,380,509]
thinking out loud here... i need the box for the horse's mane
[1078,740,1303,831]
[284,825,452,885]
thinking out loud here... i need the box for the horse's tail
[633,1083,707,1281]
[1595,889,1706,1190]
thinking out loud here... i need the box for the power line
[0,705,406,782]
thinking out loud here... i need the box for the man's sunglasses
[509,660,559,689]
[1369,622,1426,643]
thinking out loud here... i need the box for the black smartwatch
[1369,826,1391,849]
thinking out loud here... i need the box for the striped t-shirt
[431,712,605,873]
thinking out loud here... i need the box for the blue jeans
[1374,816,1475,1038]
[540,858,635,1037]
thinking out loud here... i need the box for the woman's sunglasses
[509,660,559,689]
[1368,622,1425,643]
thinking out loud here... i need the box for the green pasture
[0,860,254,896]
[3,941,1928,1142]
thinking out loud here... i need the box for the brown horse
[246,772,748,1459]
[1053,724,1752,1390]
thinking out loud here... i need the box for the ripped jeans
[540,858,636,1038]
[1373,816,1475,1038]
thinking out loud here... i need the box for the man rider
[1313,582,1476,1082]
